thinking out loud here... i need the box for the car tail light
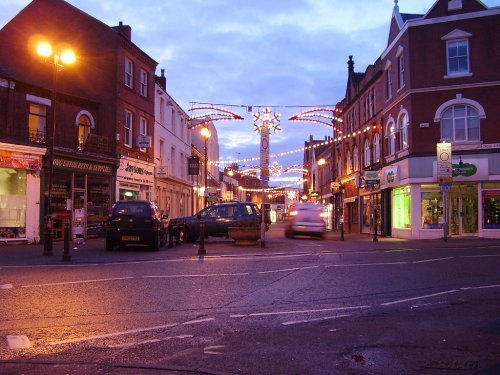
[289,210,298,216]
[320,212,328,218]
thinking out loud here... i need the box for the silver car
[284,202,327,239]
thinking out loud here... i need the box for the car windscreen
[113,203,150,217]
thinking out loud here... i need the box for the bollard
[198,218,206,255]
[340,221,344,241]
[43,215,53,256]
[373,208,379,243]
[62,220,71,262]
[168,222,174,248]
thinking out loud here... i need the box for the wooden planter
[228,226,261,246]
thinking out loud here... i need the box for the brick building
[335,0,500,239]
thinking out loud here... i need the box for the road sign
[439,183,452,192]
[437,142,452,183]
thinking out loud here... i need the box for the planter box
[228,226,261,246]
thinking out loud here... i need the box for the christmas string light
[289,107,343,132]
[188,105,244,130]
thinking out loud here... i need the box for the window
[124,110,133,147]
[160,97,165,124]
[373,133,381,163]
[483,190,500,229]
[386,66,393,99]
[441,105,480,142]
[387,121,397,155]
[171,108,176,134]
[139,117,147,151]
[0,169,27,239]
[393,186,411,229]
[346,150,352,174]
[422,191,443,229]
[140,69,148,97]
[398,113,409,150]
[125,58,133,88]
[447,40,469,75]
[170,146,176,175]
[353,146,359,171]
[28,103,47,143]
[398,55,405,89]
[77,114,91,150]
[337,156,342,178]
[364,139,371,167]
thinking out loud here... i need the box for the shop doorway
[449,184,478,236]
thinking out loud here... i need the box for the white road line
[326,261,407,267]
[461,284,500,290]
[1,284,13,289]
[381,290,459,306]
[461,254,500,258]
[282,314,352,326]
[412,257,454,264]
[258,266,319,274]
[49,322,180,345]
[232,305,371,318]
[108,334,193,349]
[182,318,215,325]
[21,277,135,288]
[144,273,249,279]
[204,345,225,355]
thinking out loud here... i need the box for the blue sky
[2,0,499,184]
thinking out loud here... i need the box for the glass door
[449,184,478,236]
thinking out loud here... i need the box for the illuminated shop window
[0,169,27,238]
[483,191,500,229]
[421,191,443,229]
[393,186,411,229]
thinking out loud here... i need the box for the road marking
[412,257,454,264]
[461,254,500,259]
[6,335,31,349]
[326,261,407,267]
[381,290,459,306]
[231,305,370,318]
[144,273,249,279]
[258,266,319,274]
[461,284,500,290]
[108,334,193,348]
[282,314,352,326]
[204,345,225,355]
[1,284,13,289]
[21,277,134,288]
[182,318,215,325]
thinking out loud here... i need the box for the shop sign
[382,166,399,187]
[53,158,112,174]
[118,157,154,185]
[452,162,477,177]
[0,151,41,170]
[136,135,151,148]
[188,156,200,175]
[364,171,380,185]
[155,166,168,178]
[310,191,319,197]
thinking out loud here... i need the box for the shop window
[421,191,443,229]
[28,103,47,143]
[483,191,500,229]
[0,169,27,238]
[393,186,411,229]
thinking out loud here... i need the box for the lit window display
[421,191,443,229]
[0,169,27,238]
[483,191,500,229]
[393,186,411,229]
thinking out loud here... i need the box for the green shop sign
[452,162,477,177]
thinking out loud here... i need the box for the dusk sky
[2,0,499,185]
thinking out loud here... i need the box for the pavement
[0,223,498,267]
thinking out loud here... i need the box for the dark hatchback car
[105,200,168,251]
[169,201,267,243]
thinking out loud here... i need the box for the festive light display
[188,105,244,130]
[269,161,283,176]
[253,106,282,133]
[289,107,343,132]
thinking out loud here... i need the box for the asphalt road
[1,226,500,374]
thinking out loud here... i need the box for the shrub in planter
[228,219,261,245]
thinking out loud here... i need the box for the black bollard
[168,222,174,248]
[340,221,344,241]
[373,208,379,242]
[43,216,53,256]
[198,218,206,255]
[62,220,71,262]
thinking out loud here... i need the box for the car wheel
[105,238,114,251]
[152,233,160,251]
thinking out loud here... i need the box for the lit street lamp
[227,169,234,200]
[36,41,76,256]
[200,126,211,207]
[317,158,326,203]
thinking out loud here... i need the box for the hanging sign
[188,156,200,175]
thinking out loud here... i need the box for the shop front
[116,156,155,202]
[0,144,44,243]
[46,153,115,241]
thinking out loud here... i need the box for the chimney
[156,68,167,91]
[348,55,355,77]
[112,21,132,40]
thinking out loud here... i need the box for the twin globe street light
[36,41,76,256]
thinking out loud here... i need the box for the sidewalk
[0,223,498,267]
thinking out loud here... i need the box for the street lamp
[36,41,76,256]
[317,158,326,203]
[227,170,234,201]
[200,126,211,207]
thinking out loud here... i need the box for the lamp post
[227,170,234,201]
[36,41,76,256]
[200,126,211,207]
[318,158,326,204]
[339,183,345,241]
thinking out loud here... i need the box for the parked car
[284,202,327,239]
[105,200,168,251]
[169,201,267,243]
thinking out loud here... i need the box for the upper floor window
[77,114,91,150]
[387,120,397,155]
[398,113,409,150]
[346,150,352,174]
[353,146,359,171]
[140,69,148,97]
[125,58,133,88]
[441,105,480,142]
[398,55,405,89]
[124,110,133,147]
[139,117,147,151]
[28,103,47,143]
[447,40,469,75]
[171,108,176,134]
[373,133,381,163]
[336,155,342,178]
[159,97,165,124]
[364,139,371,167]
[386,65,393,99]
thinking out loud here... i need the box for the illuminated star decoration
[269,161,283,176]
[188,105,244,130]
[253,106,281,133]
[287,190,297,200]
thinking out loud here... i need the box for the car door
[200,206,220,236]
